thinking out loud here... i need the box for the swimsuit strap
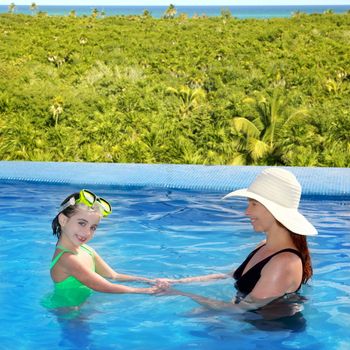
[56,245,75,253]
[50,245,94,269]
[50,246,76,269]
[243,246,303,274]
[266,248,303,261]
[234,245,303,280]
[233,244,266,279]
[80,244,94,257]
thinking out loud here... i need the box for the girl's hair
[289,232,313,283]
[51,192,80,239]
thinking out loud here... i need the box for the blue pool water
[1,178,349,350]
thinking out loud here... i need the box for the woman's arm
[157,273,230,284]
[163,289,274,312]
[164,252,302,311]
[248,252,303,300]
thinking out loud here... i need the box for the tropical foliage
[0,11,349,166]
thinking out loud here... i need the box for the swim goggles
[59,189,112,217]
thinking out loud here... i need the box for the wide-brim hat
[223,168,317,236]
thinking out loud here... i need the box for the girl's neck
[57,237,80,253]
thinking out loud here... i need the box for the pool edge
[0,161,349,196]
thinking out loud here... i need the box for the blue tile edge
[0,161,349,196]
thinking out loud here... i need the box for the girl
[44,189,165,309]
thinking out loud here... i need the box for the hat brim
[223,189,317,236]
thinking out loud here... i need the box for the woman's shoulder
[266,250,303,273]
[256,240,266,249]
[249,240,266,253]
[272,250,301,261]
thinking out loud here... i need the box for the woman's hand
[146,280,171,294]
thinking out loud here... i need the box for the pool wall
[0,161,349,197]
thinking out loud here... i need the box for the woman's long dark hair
[289,232,313,283]
[51,192,80,239]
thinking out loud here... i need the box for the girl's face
[59,208,101,246]
[245,199,276,233]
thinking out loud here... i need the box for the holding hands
[146,279,171,294]
[150,274,229,297]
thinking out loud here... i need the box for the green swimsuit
[42,245,95,309]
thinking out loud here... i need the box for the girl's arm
[60,253,162,294]
[92,249,154,283]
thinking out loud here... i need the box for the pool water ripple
[0,181,349,349]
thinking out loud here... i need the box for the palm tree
[221,8,232,19]
[30,2,38,15]
[166,86,206,117]
[50,97,64,127]
[163,4,177,19]
[323,9,334,15]
[142,9,152,18]
[69,10,77,18]
[8,3,16,14]
[91,8,99,18]
[292,11,306,18]
[179,13,188,21]
[232,89,309,164]
[79,36,88,45]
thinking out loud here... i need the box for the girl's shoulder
[81,244,96,256]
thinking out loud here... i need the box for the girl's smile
[58,209,101,249]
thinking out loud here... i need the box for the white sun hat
[223,168,318,236]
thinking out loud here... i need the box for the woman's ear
[58,213,68,227]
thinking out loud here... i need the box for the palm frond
[232,117,260,138]
[230,154,247,165]
[248,138,271,161]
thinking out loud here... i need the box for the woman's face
[59,208,101,246]
[245,199,276,233]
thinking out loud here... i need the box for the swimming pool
[1,162,349,349]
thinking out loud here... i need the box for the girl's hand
[155,279,171,290]
[146,280,171,294]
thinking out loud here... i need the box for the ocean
[0,5,349,19]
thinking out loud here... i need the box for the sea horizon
[1,4,349,18]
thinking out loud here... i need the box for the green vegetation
[0,12,349,165]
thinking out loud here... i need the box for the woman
[43,189,165,309]
[159,168,317,313]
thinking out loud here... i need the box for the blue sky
[7,1,350,6]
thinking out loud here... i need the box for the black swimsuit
[233,245,303,296]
